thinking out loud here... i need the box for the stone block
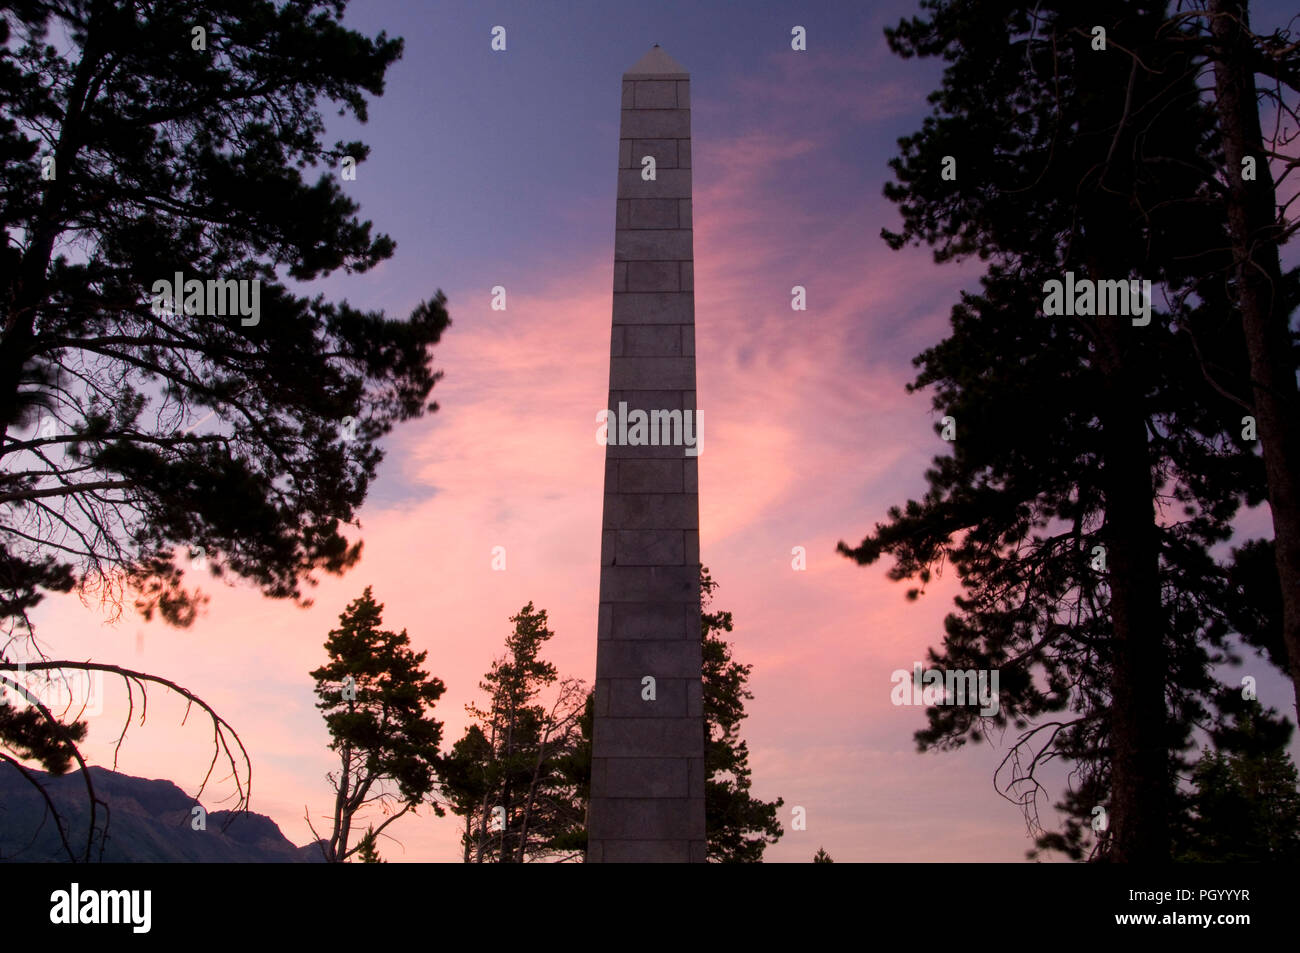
[678,199,692,228]
[615,528,686,565]
[677,81,690,109]
[631,139,677,169]
[604,439,694,461]
[614,229,692,262]
[624,64,690,80]
[684,529,699,566]
[601,839,692,862]
[590,718,704,764]
[628,198,679,229]
[612,292,693,325]
[634,80,678,108]
[619,109,690,139]
[618,458,684,493]
[594,757,689,797]
[683,457,698,492]
[606,601,692,641]
[596,640,702,679]
[617,168,692,199]
[599,564,699,601]
[606,389,695,413]
[586,797,705,840]
[687,681,703,718]
[600,677,691,718]
[609,356,695,389]
[621,323,682,357]
[687,756,705,792]
[625,261,679,293]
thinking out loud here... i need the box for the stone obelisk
[587,46,705,863]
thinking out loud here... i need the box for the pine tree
[840,0,1269,861]
[444,603,587,862]
[0,0,449,858]
[309,587,446,862]
[355,826,386,863]
[1205,0,1300,718]
[1176,700,1300,861]
[701,568,784,861]
[813,847,834,863]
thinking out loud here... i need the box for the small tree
[1176,700,1300,861]
[309,587,445,862]
[813,847,834,863]
[701,568,784,861]
[355,826,386,863]
[444,602,587,862]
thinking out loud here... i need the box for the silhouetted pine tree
[840,0,1272,861]
[444,603,587,862]
[1205,0,1300,718]
[700,568,784,862]
[356,826,386,863]
[1174,699,1300,861]
[310,587,446,862]
[0,1,450,858]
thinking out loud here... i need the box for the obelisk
[587,45,705,863]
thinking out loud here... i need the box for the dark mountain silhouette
[0,764,325,862]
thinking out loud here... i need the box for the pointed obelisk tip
[624,44,688,79]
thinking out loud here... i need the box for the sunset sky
[27,0,1300,862]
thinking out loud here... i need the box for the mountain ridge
[0,763,325,862]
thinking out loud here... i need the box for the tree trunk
[1209,0,1300,718]
[475,781,490,863]
[476,708,500,863]
[328,741,352,862]
[498,695,515,862]
[517,718,557,863]
[1076,33,1173,856]
[1094,306,1171,861]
